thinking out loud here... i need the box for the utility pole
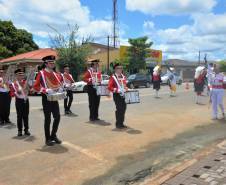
[107,35,110,73]
[198,50,201,65]
[204,53,207,65]
[112,0,119,48]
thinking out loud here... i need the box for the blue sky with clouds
[0,0,226,61]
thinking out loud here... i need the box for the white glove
[46,88,54,94]
[65,84,70,88]
[117,89,122,93]
[58,87,64,93]
[28,80,33,87]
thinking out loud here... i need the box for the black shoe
[65,111,69,115]
[24,130,31,136]
[122,125,128,129]
[46,140,54,146]
[68,110,73,114]
[18,131,23,137]
[0,121,4,125]
[95,118,101,121]
[51,136,62,144]
[89,118,95,122]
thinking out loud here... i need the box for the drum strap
[53,72,62,85]
[113,74,125,96]
[40,70,48,89]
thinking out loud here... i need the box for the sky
[0,0,226,61]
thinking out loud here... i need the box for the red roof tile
[0,48,57,63]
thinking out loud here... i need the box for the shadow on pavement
[126,128,142,135]
[24,135,37,142]
[37,144,69,154]
[12,135,28,140]
[63,113,79,117]
[85,120,111,126]
[0,123,16,129]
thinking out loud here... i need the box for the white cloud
[144,13,226,61]
[192,13,226,35]
[0,0,114,48]
[126,0,216,15]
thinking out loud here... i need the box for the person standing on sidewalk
[62,64,75,115]
[208,64,225,120]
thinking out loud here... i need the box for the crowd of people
[0,55,225,146]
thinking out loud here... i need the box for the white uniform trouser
[211,89,224,118]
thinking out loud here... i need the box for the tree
[127,36,153,73]
[219,61,226,72]
[49,24,92,81]
[0,20,39,59]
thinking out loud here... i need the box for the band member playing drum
[152,65,162,98]
[10,69,31,136]
[0,68,12,125]
[84,60,102,122]
[108,63,128,129]
[33,55,64,146]
[62,64,75,115]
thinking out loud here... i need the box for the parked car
[127,74,151,89]
[73,74,110,92]
[161,73,183,85]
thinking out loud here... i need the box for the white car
[72,74,110,92]
[72,81,87,92]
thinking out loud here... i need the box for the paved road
[0,84,225,185]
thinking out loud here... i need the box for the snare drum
[47,92,67,101]
[125,90,140,104]
[96,85,110,96]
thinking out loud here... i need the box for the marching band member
[84,60,102,122]
[62,64,75,115]
[33,55,63,146]
[108,63,128,129]
[208,64,225,120]
[10,69,31,136]
[0,67,12,125]
[194,66,207,104]
[167,67,177,97]
[152,66,162,98]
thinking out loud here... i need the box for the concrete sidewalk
[144,140,226,185]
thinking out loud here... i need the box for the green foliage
[219,61,226,72]
[49,24,92,81]
[127,36,153,73]
[0,20,39,59]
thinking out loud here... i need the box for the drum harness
[112,74,126,97]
